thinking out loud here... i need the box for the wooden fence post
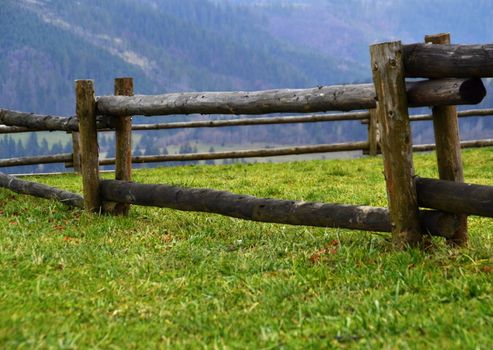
[424,33,468,246]
[71,131,81,173]
[368,107,379,156]
[108,77,133,215]
[76,80,101,212]
[370,41,423,248]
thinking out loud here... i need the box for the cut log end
[459,78,487,104]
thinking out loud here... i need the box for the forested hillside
[0,0,362,115]
[1,0,493,174]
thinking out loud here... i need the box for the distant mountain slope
[226,0,493,66]
[0,0,365,115]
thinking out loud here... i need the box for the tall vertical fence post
[424,33,468,246]
[107,77,133,215]
[368,107,379,156]
[370,41,423,248]
[71,131,82,173]
[76,80,101,212]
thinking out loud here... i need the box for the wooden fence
[2,102,493,170]
[2,34,493,249]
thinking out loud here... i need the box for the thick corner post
[76,80,101,212]
[110,77,133,215]
[424,33,468,246]
[370,41,423,248]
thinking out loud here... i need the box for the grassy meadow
[0,149,492,349]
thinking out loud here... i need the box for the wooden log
[111,77,133,215]
[95,78,485,117]
[406,78,485,106]
[0,172,83,208]
[368,107,379,156]
[131,111,371,131]
[0,153,72,168]
[363,139,493,154]
[362,108,493,124]
[90,142,369,166]
[403,43,493,78]
[70,132,82,173]
[370,41,423,248]
[100,179,457,237]
[0,125,31,134]
[413,138,493,152]
[0,109,113,132]
[67,139,493,167]
[76,80,101,212]
[416,177,493,218]
[425,33,467,246]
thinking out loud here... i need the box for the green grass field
[1,149,492,349]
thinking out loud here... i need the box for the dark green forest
[1,0,493,173]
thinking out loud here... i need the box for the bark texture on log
[416,177,493,218]
[403,43,493,78]
[110,77,133,215]
[76,80,101,212]
[425,33,467,246]
[100,179,455,236]
[371,41,423,248]
[0,172,83,208]
[0,109,113,131]
[96,78,485,116]
[0,154,72,168]
[0,125,31,134]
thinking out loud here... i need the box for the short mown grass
[1,149,492,349]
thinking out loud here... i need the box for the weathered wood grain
[0,109,114,131]
[76,80,101,212]
[403,43,493,78]
[111,77,133,215]
[425,33,467,246]
[371,41,423,248]
[0,172,83,208]
[95,78,485,117]
[416,177,493,218]
[100,179,457,236]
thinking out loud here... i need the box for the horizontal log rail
[0,153,72,168]
[96,78,485,116]
[2,138,489,169]
[413,138,493,152]
[100,179,456,237]
[86,142,369,167]
[130,111,371,131]
[4,108,493,132]
[0,109,113,132]
[0,172,83,208]
[362,108,493,124]
[0,125,31,134]
[403,43,493,78]
[416,177,493,217]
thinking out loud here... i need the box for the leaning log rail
[0,172,83,208]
